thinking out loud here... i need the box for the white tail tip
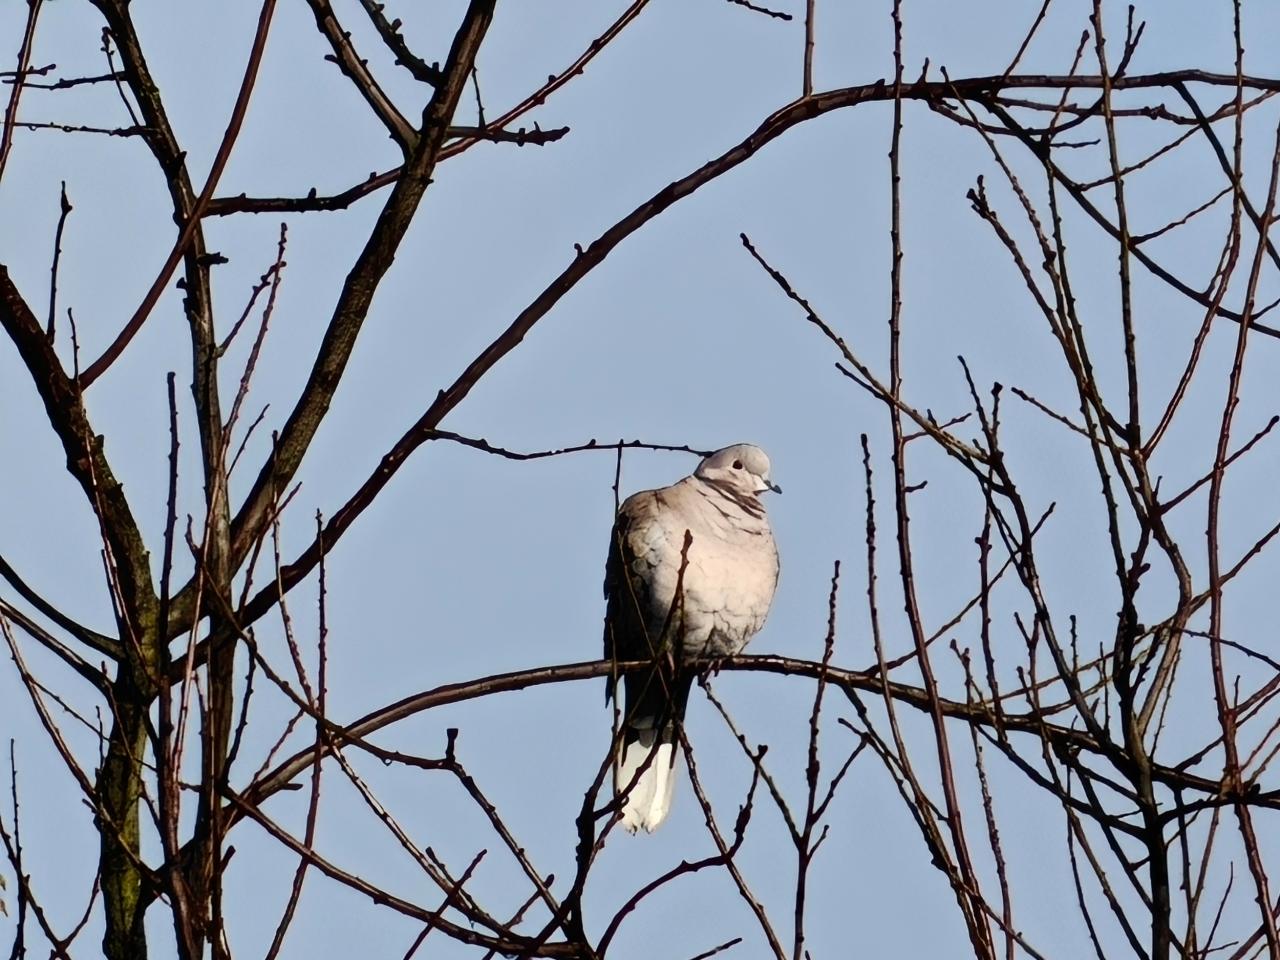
[615,739,677,833]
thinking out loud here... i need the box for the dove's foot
[697,657,728,682]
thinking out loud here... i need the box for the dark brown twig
[0,0,43,187]
[724,0,793,22]
[79,0,280,387]
[45,181,70,339]
[355,0,443,85]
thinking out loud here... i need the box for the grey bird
[603,444,781,833]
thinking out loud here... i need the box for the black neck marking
[699,478,765,519]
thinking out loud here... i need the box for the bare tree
[4,1,1280,958]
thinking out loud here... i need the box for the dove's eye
[732,460,743,470]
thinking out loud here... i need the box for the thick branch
[163,2,497,643]
[0,267,156,634]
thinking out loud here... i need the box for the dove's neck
[691,476,765,520]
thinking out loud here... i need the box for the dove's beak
[763,480,782,495]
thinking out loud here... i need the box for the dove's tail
[615,728,678,833]
[613,673,693,833]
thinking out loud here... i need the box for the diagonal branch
[208,69,1280,636]
[79,0,279,388]
[354,0,443,85]
[303,0,416,150]
[0,553,119,658]
[0,267,155,633]
[0,0,43,187]
[166,0,497,636]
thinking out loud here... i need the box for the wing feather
[603,491,657,702]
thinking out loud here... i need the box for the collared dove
[603,444,781,833]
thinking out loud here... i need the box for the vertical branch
[69,4,281,947]
[261,516,327,960]
[1205,109,1280,960]
[968,713,1014,960]
[5,741,26,960]
[45,182,71,340]
[886,4,991,956]
[1088,19,1174,952]
[792,562,839,960]
[0,0,43,187]
[0,270,158,960]
[1200,7,1280,955]
[802,0,815,98]
[155,374,200,960]
[1089,1,1139,442]
[856,435,975,942]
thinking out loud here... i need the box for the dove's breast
[619,477,778,661]
[676,488,778,659]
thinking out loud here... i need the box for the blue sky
[5,1,1280,957]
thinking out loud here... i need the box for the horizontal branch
[204,125,567,217]
[13,120,146,137]
[0,62,53,81]
[17,70,125,90]
[448,123,569,146]
[236,655,1262,829]
[423,430,710,461]
[206,169,399,217]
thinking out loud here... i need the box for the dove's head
[695,444,781,497]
